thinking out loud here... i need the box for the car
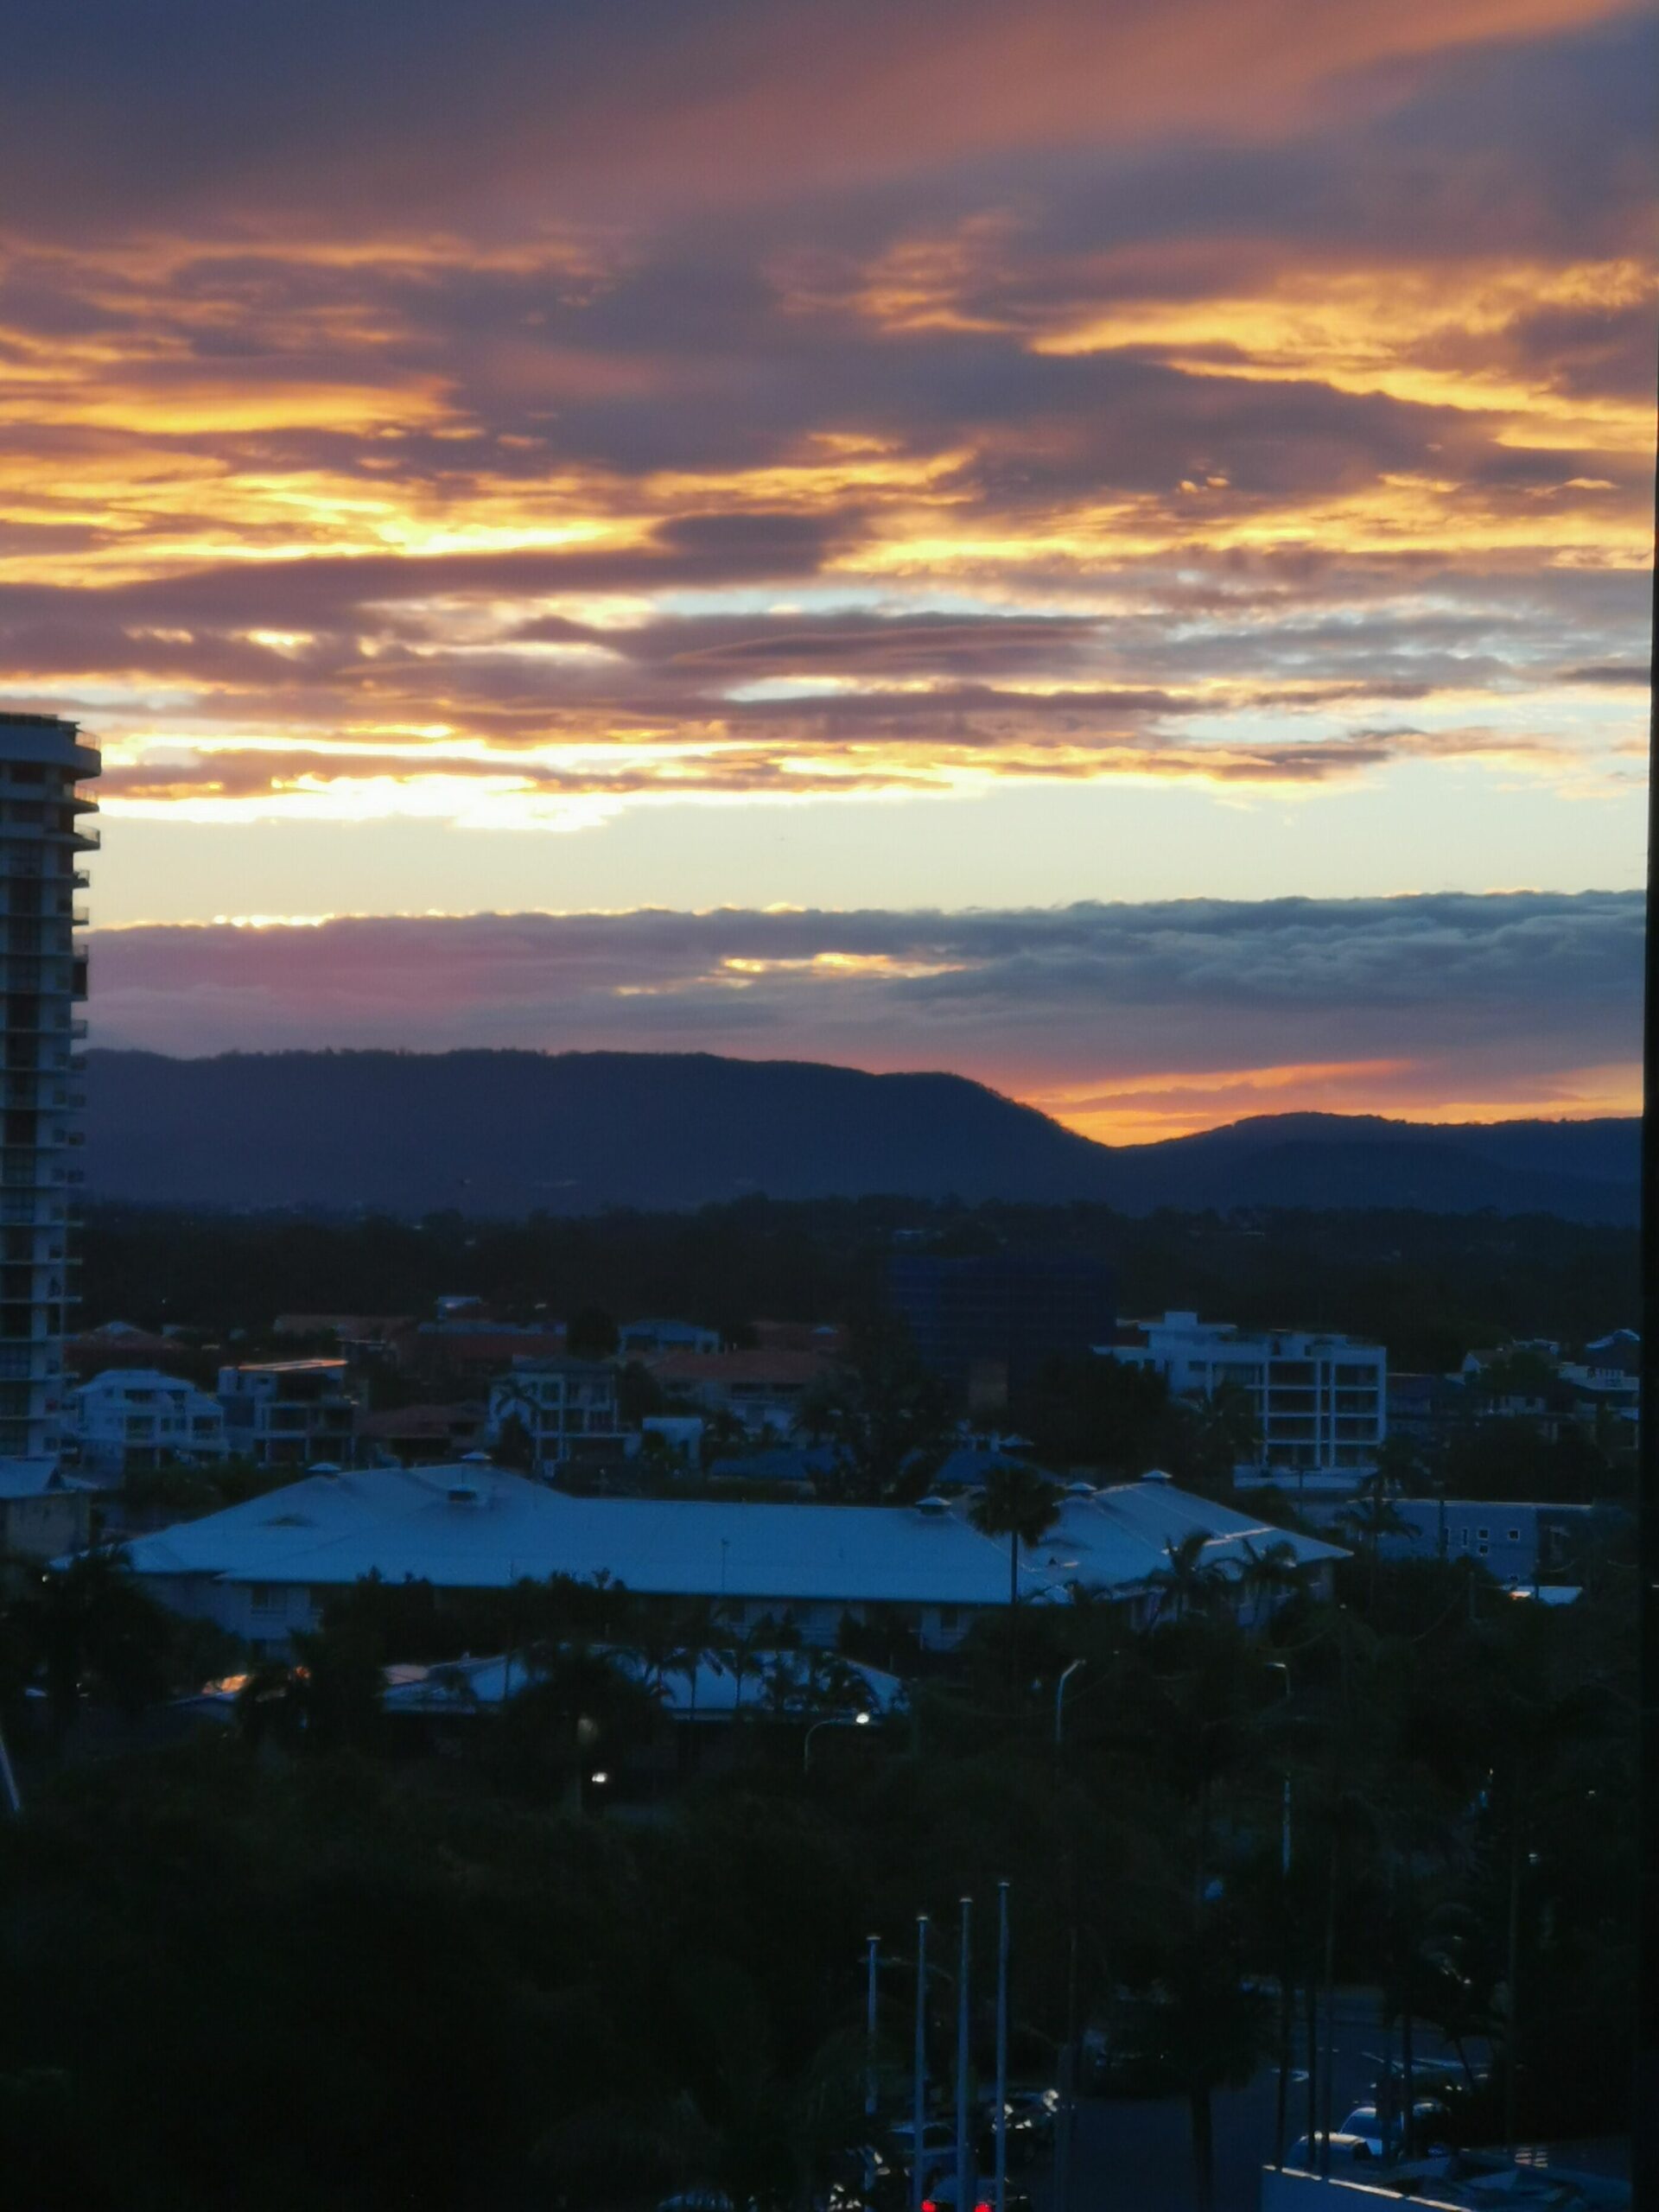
[919,2181,1034,2212]
[1339,2100,1452,2158]
[1003,2086,1058,2133]
[1285,2132,1374,2171]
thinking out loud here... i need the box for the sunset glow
[2,0,1649,1124]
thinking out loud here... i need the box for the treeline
[79,1198,1636,1371]
[0,1537,1637,2211]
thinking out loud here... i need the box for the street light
[1264,1664,1293,1875]
[1054,1657,1086,1750]
[1264,1657,1294,2173]
[804,1708,871,1774]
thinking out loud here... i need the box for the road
[1026,1993,1484,2212]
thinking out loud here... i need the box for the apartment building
[73,1367,228,1477]
[218,1358,358,1471]
[1107,1310,1386,1475]
[0,712,97,1479]
[486,1357,623,1475]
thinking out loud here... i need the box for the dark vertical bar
[1634,364,1658,2209]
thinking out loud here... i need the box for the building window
[250,1585,281,1615]
[938,1606,959,1631]
[1507,1529,1521,1544]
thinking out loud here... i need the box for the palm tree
[1337,1471,1413,1612]
[1148,1530,1226,1626]
[969,1460,1063,1697]
[13,1548,173,1747]
[1193,1381,1263,1484]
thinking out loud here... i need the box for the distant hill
[82,1049,1640,1222]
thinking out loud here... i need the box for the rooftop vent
[308,1461,341,1477]
[461,1451,492,1464]
[1141,1467,1173,1484]
[915,1495,950,1517]
[447,1483,481,1505]
[1065,1480,1096,1498]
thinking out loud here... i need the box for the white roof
[1021,1484,1344,1594]
[78,1368,201,1395]
[0,1459,67,1500]
[119,1465,1343,1608]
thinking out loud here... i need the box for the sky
[3,1,1652,1136]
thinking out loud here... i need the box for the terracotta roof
[651,1348,830,1385]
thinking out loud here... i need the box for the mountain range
[81,1048,1639,1223]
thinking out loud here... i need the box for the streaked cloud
[0,0,1646,868]
[89,890,1643,1141]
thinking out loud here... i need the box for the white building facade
[1107,1311,1386,1476]
[486,1357,623,1474]
[0,712,98,1481]
[73,1367,228,1477]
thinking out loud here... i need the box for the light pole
[912,1915,929,2212]
[1265,1660,1293,1876]
[1054,1656,1086,1751]
[867,1932,880,2126]
[994,1880,1010,2212]
[803,1707,870,1774]
[1265,1657,1294,2171]
[955,1897,973,2212]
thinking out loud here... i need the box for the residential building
[121,1465,1342,1658]
[404,1319,568,1379]
[1386,1372,1469,1454]
[1377,1497,1611,1586]
[0,711,98,1484]
[650,1346,830,1437]
[355,1401,486,1467]
[887,1249,1116,1407]
[65,1319,192,1379]
[619,1318,720,1358]
[1558,1330,1640,1429]
[0,1460,86,1560]
[73,1367,227,1476]
[486,1357,622,1474]
[218,1358,358,1471]
[1106,1311,1386,1475]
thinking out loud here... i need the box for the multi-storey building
[1107,1310,1387,1476]
[73,1367,229,1478]
[0,712,98,1478]
[486,1357,623,1475]
[218,1358,359,1471]
[887,1249,1116,1408]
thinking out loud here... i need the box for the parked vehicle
[882,2120,957,2189]
[1285,2132,1374,2170]
[1339,2101,1453,2158]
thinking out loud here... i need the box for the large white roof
[119,1465,1343,1607]
[1025,1484,1344,1593]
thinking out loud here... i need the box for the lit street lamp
[804,1707,871,1774]
[1054,1656,1086,1750]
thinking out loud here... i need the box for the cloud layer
[0,0,1649,857]
[90,891,1643,1141]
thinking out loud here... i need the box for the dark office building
[887,1250,1116,1408]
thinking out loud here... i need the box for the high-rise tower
[0,712,98,1474]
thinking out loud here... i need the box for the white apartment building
[218,1358,358,1471]
[1106,1310,1386,1475]
[0,711,97,1481]
[486,1357,623,1475]
[73,1367,228,1478]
